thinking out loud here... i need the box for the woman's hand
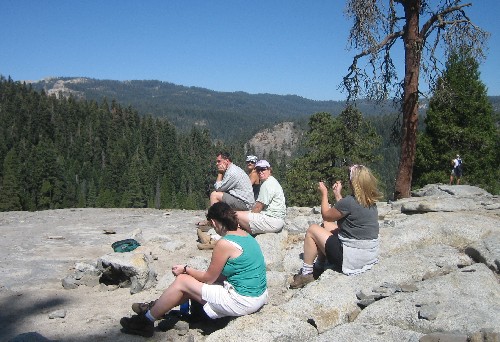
[171,264,186,276]
[318,181,328,196]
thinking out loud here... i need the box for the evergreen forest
[0,77,226,211]
[0,66,498,211]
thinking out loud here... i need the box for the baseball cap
[255,160,271,169]
[246,155,258,163]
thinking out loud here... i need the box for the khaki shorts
[201,281,268,319]
[249,213,285,234]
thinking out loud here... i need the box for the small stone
[419,332,467,342]
[418,304,438,320]
[174,320,190,335]
[48,309,66,319]
[47,236,64,240]
[80,274,100,287]
[348,307,361,322]
[400,284,418,292]
[356,290,374,300]
[371,286,395,297]
[357,298,376,308]
[61,276,78,289]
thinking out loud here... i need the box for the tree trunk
[394,0,422,200]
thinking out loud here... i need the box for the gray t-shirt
[334,195,379,240]
[214,163,255,208]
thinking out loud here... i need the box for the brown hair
[217,151,232,162]
[206,202,238,231]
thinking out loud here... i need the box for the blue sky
[1,1,498,101]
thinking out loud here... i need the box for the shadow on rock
[157,302,233,337]
[0,291,67,341]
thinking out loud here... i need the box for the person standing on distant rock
[236,160,286,234]
[289,165,382,289]
[120,202,268,337]
[449,154,463,185]
[245,155,261,200]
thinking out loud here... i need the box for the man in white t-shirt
[236,160,286,234]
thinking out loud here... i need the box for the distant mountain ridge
[27,77,401,141]
[26,77,499,141]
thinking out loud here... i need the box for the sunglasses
[256,168,268,172]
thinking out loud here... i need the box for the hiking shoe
[197,228,212,244]
[120,314,154,337]
[289,273,315,289]
[131,300,156,315]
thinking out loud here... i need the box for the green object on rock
[112,239,140,253]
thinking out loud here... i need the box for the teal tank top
[222,234,267,297]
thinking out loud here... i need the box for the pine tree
[0,149,22,211]
[414,50,499,194]
[285,109,381,206]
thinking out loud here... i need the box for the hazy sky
[1,1,498,101]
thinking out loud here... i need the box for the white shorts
[249,213,285,234]
[201,281,268,319]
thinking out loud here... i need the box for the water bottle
[180,300,190,316]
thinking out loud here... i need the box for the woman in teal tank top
[120,202,268,337]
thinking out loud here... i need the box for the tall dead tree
[342,0,489,199]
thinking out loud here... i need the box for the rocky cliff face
[1,184,499,342]
[245,121,302,157]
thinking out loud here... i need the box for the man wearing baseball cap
[236,160,286,234]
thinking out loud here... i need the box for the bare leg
[209,191,224,205]
[235,211,252,233]
[322,221,338,233]
[303,224,333,265]
[149,274,205,319]
[457,177,460,185]
[314,222,338,264]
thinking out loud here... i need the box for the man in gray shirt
[210,152,255,211]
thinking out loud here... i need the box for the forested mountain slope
[27,77,406,141]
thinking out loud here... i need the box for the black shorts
[325,234,343,272]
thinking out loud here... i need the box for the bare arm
[251,201,265,213]
[172,240,236,284]
[318,181,344,222]
[249,171,259,185]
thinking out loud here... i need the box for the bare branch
[353,30,404,61]
[343,29,403,102]
[420,3,471,38]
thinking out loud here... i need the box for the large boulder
[97,252,157,294]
